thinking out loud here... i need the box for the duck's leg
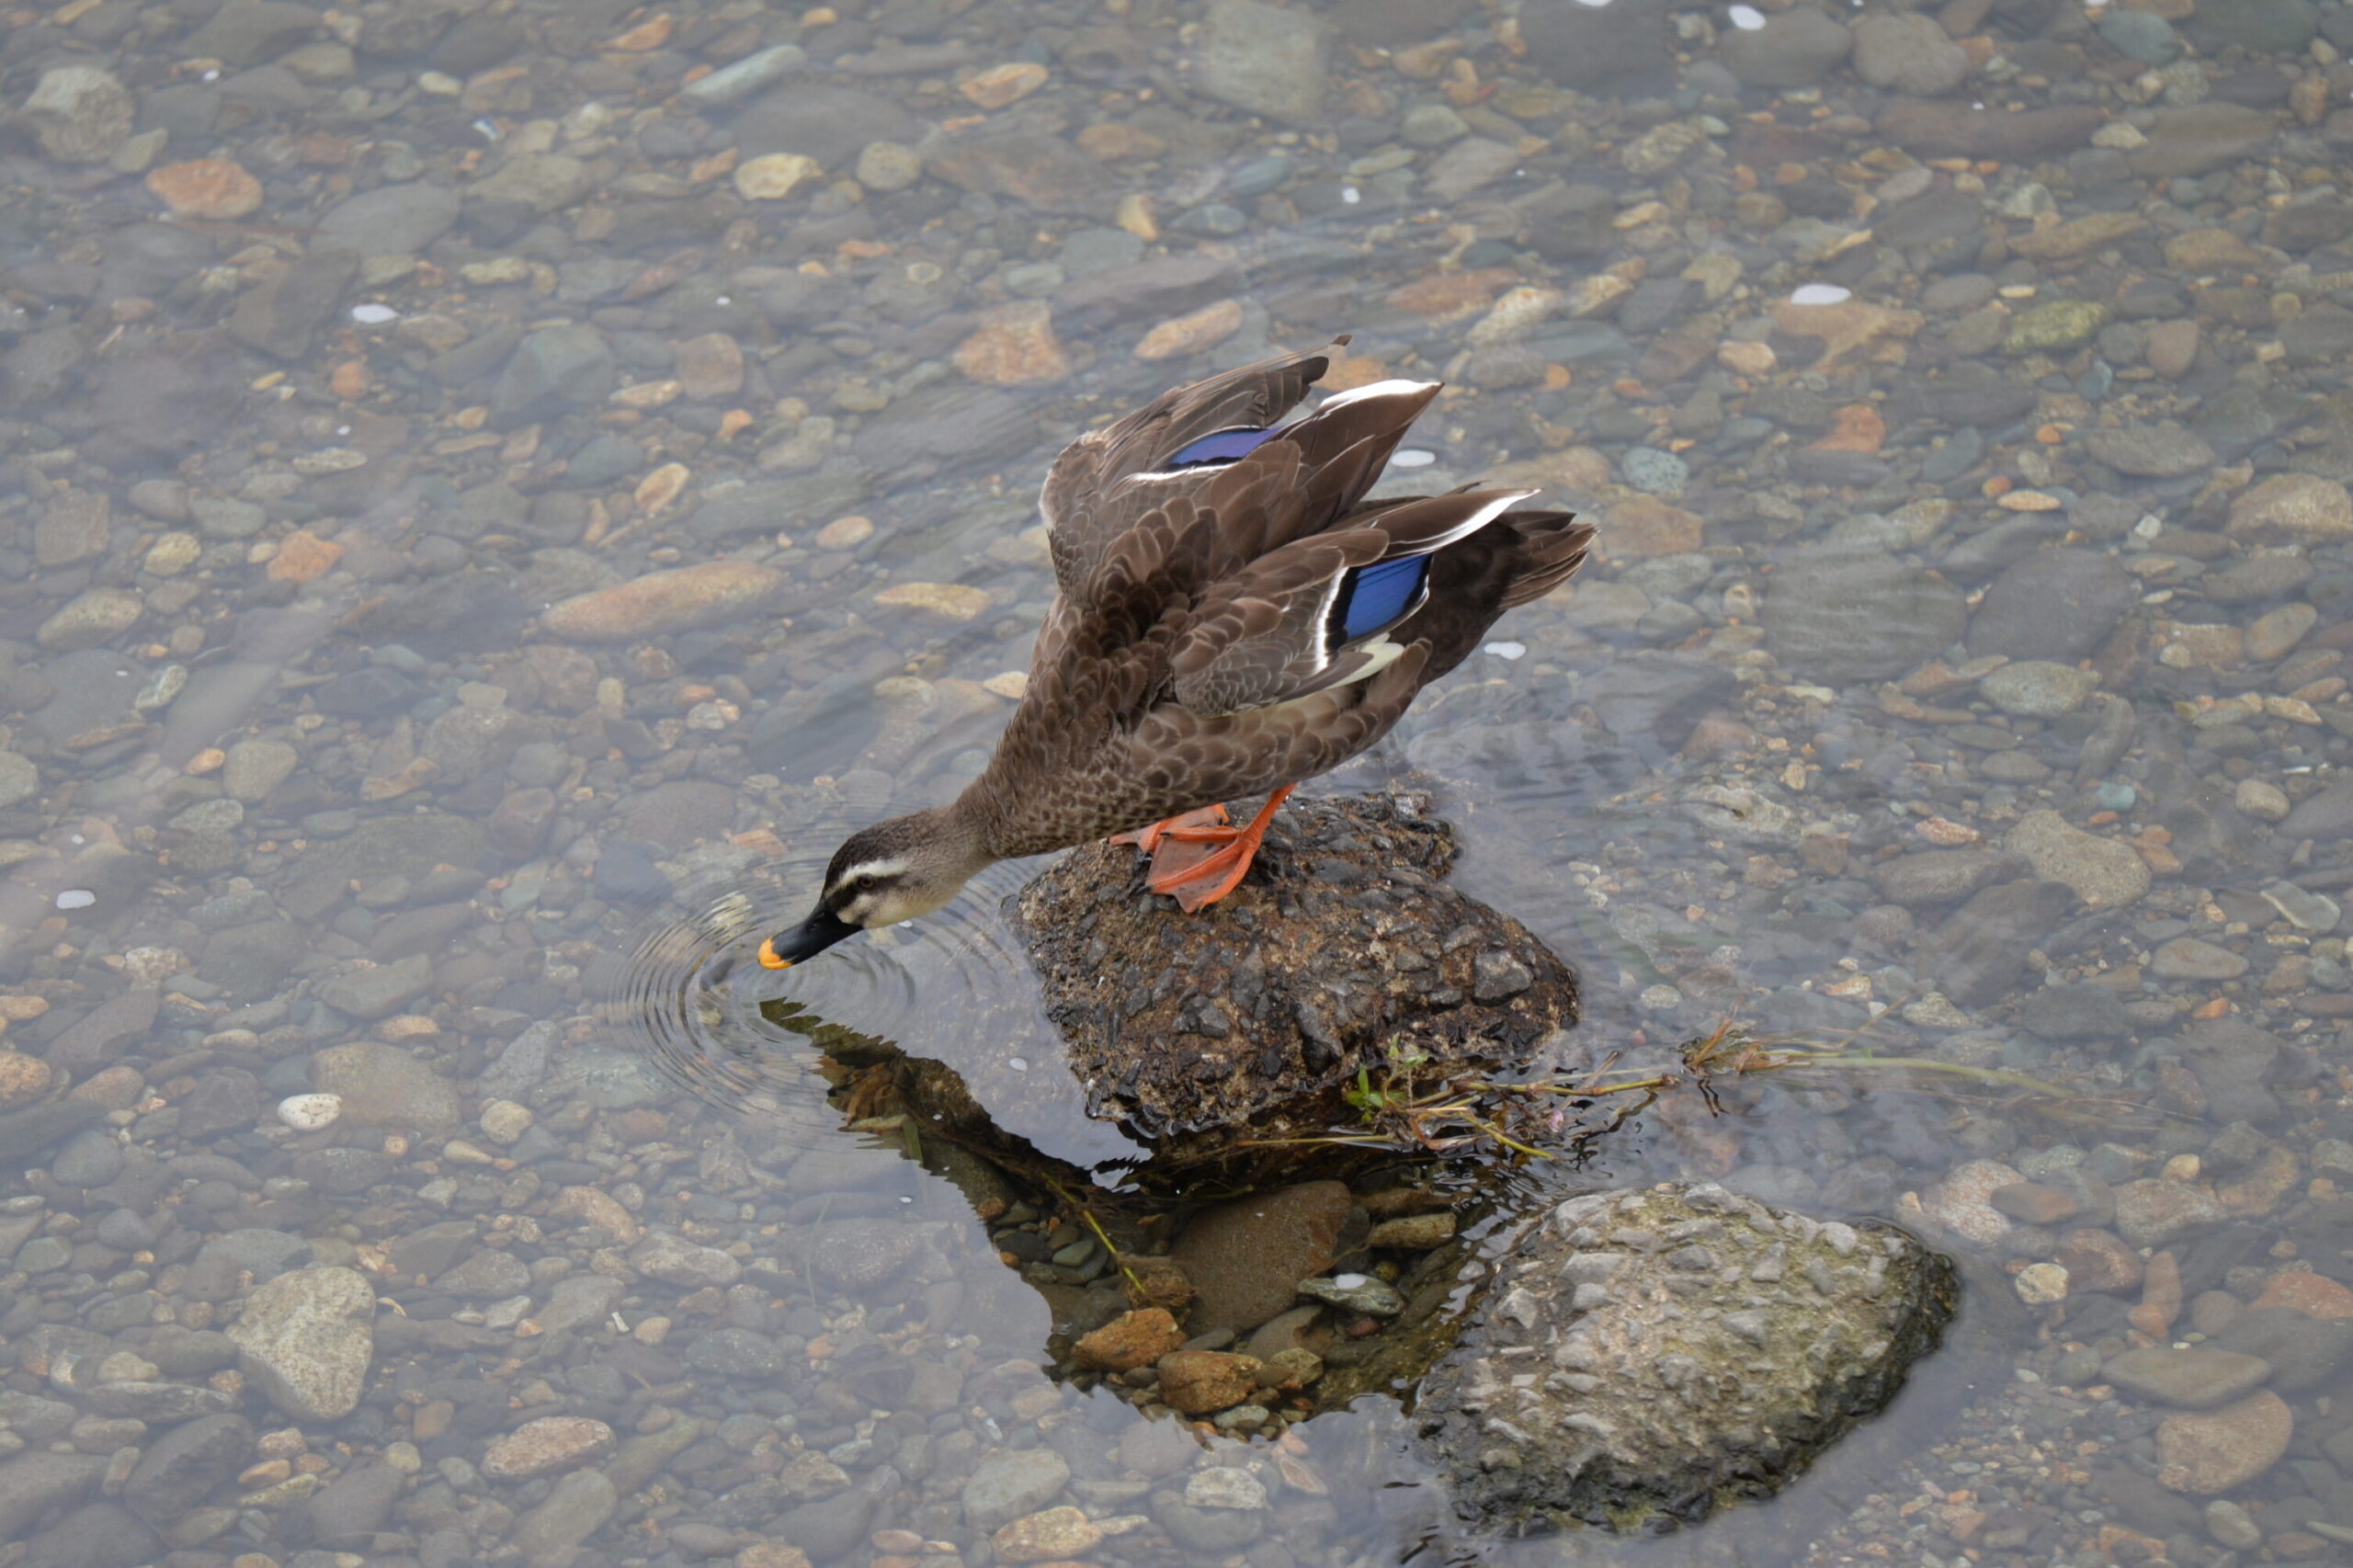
[1126,786,1296,912]
[1111,802,1230,856]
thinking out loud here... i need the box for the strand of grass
[1040,1175,1149,1300]
[1467,1049,2080,1102]
[1750,1051,2085,1097]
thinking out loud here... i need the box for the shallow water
[6,0,2353,1562]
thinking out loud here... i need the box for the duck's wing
[1165,484,1541,717]
[1039,338,1346,604]
[1395,506,1594,685]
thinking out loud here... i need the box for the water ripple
[599,835,1051,1146]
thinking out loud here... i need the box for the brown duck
[759,338,1594,970]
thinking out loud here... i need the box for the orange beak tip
[756,938,791,971]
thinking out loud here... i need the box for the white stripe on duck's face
[823,855,968,929]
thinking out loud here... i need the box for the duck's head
[757,807,992,969]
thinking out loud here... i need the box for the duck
[757,336,1594,971]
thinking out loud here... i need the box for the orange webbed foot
[1116,786,1295,913]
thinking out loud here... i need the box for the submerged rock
[1006,791,1578,1166]
[1409,1183,1954,1534]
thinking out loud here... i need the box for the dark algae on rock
[1007,791,1580,1166]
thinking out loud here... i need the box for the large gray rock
[511,1470,619,1560]
[735,84,919,167]
[1916,878,2079,1007]
[22,67,135,163]
[1964,550,2137,661]
[1763,544,1967,685]
[1005,792,1579,1167]
[316,183,460,254]
[962,1449,1071,1532]
[310,1040,460,1131]
[226,1266,376,1420]
[0,1453,108,1541]
[184,1,318,64]
[493,324,615,423]
[1191,0,1330,122]
[1721,7,1852,87]
[313,955,434,1021]
[1850,12,1969,95]
[124,1415,253,1525]
[20,1501,159,1568]
[1519,0,1669,92]
[228,247,358,360]
[1407,1183,1953,1533]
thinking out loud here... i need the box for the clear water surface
[6,0,2353,1564]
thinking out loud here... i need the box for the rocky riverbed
[9,0,2353,1562]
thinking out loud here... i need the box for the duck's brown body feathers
[963,340,1594,859]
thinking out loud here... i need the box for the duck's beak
[756,907,859,970]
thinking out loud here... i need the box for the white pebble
[349,303,399,324]
[1728,4,1767,27]
[1340,186,1361,205]
[1334,1272,1369,1290]
[1007,1056,1029,1072]
[1788,283,1852,305]
[53,889,97,910]
[1573,0,1614,7]
[1391,449,1436,468]
[278,1093,344,1131]
[1484,641,1527,660]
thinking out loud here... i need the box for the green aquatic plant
[1241,1015,2149,1165]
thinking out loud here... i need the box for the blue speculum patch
[1334,552,1429,644]
[1166,425,1283,467]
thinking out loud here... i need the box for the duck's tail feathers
[1497,512,1595,608]
[1275,377,1442,516]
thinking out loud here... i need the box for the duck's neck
[928,790,1008,882]
[944,763,1042,865]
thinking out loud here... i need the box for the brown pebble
[145,158,264,220]
[2053,1228,2143,1294]
[1154,1350,1262,1415]
[2156,1390,2292,1494]
[2189,1290,2245,1336]
[2145,317,2200,378]
[1988,1182,2082,1226]
[1072,1308,1187,1373]
[952,302,1070,386]
[2154,1243,2183,1327]
[540,562,785,642]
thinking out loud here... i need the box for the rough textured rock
[1006,791,1578,1165]
[1408,1183,1954,1533]
[310,1041,460,1133]
[225,1267,376,1420]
